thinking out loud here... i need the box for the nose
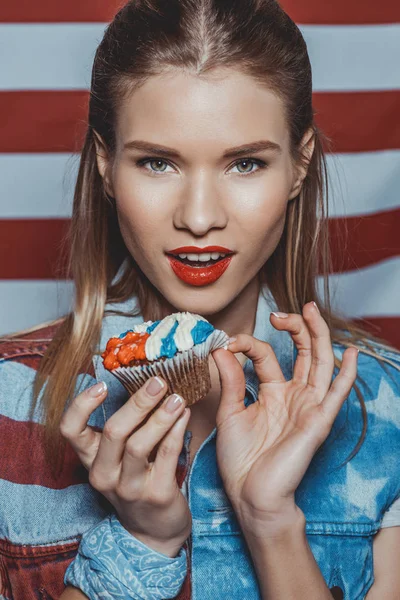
[173,171,228,236]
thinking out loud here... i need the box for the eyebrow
[123,139,282,158]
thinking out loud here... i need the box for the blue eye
[137,158,170,173]
[233,159,267,175]
[135,156,268,176]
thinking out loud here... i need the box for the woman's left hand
[212,301,359,536]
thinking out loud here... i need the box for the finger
[59,381,108,470]
[270,312,312,384]
[212,347,247,421]
[302,302,335,396]
[151,407,191,494]
[119,393,186,482]
[319,347,358,424]
[93,376,169,476]
[225,333,285,385]
[270,302,335,397]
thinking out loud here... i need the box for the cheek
[242,211,286,268]
[116,207,156,258]
[232,179,289,252]
[113,168,171,249]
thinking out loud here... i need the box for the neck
[206,277,260,338]
[143,276,261,339]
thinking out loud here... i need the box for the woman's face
[96,68,313,316]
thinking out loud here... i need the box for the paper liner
[110,328,230,408]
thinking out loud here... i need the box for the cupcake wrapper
[110,328,230,407]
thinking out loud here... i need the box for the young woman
[1,1,400,599]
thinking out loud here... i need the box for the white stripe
[0,478,105,545]
[1,150,399,219]
[0,154,76,218]
[0,362,96,425]
[0,23,399,91]
[0,281,74,336]
[0,24,105,91]
[300,24,400,91]
[317,256,400,318]
[326,150,400,218]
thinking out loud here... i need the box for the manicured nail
[312,301,320,314]
[146,377,164,396]
[272,311,288,318]
[164,394,183,413]
[89,382,107,397]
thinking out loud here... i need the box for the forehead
[115,68,289,152]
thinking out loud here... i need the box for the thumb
[212,348,246,421]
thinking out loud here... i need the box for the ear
[288,127,315,200]
[93,129,115,198]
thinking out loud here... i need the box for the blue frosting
[159,320,179,358]
[191,320,214,344]
[118,329,133,339]
[118,321,161,339]
[146,320,161,334]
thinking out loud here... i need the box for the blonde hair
[2,0,399,475]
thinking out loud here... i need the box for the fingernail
[89,382,107,397]
[272,311,288,318]
[146,376,164,396]
[227,336,237,345]
[164,394,183,413]
[312,301,320,314]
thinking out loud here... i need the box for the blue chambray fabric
[64,514,187,599]
[65,280,400,600]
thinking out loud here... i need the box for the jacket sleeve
[64,514,188,600]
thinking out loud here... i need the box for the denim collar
[93,282,294,420]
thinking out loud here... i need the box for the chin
[163,285,236,317]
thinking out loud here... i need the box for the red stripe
[0,538,79,600]
[1,323,60,343]
[281,0,400,24]
[0,0,399,24]
[352,317,400,352]
[1,210,399,279]
[0,324,97,378]
[2,90,399,154]
[0,415,88,489]
[327,208,400,273]
[0,91,88,154]
[0,219,70,279]
[0,0,122,23]
[313,91,400,154]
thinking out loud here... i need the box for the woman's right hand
[60,376,192,558]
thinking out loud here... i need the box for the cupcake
[101,312,229,406]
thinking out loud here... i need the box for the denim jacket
[1,285,400,600]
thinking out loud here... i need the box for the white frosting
[144,314,176,361]
[174,312,199,351]
[133,320,153,334]
[133,312,208,361]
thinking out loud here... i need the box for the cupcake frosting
[103,312,215,368]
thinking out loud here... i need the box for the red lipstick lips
[168,246,233,254]
[166,245,234,286]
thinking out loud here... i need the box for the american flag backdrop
[0,1,399,349]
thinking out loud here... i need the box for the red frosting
[101,331,150,370]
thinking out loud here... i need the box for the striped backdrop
[1,1,399,349]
